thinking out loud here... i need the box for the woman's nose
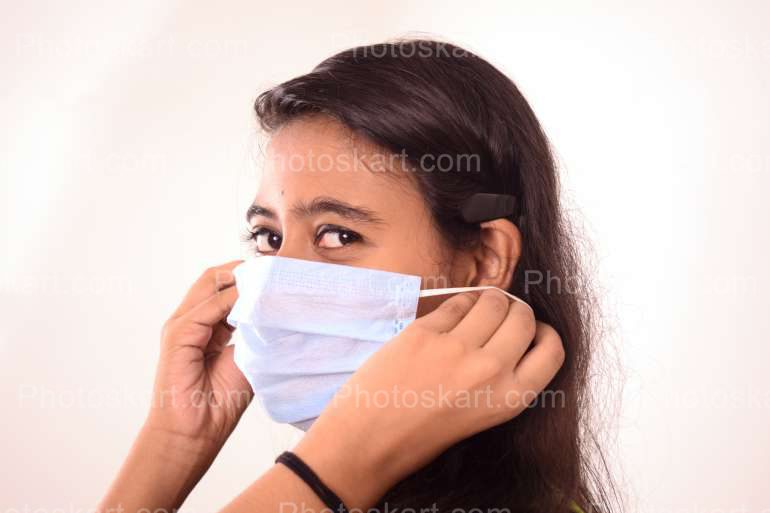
[274,234,323,262]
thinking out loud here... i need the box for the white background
[2,1,769,512]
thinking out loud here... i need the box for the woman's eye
[316,226,362,249]
[252,228,282,253]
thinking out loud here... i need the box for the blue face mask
[226,255,524,430]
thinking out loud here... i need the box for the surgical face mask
[226,255,525,431]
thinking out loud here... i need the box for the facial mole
[280,189,284,196]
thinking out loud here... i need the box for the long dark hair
[253,38,620,513]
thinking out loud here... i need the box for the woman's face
[246,115,464,315]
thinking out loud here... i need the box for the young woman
[98,39,618,513]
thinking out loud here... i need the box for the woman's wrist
[138,420,223,478]
[290,421,400,511]
[97,422,222,512]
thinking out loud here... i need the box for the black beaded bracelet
[275,451,350,513]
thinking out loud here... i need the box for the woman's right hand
[146,260,253,450]
[292,289,565,510]
[99,261,254,513]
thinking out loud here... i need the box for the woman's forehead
[259,117,417,208]
[268,115,355,156]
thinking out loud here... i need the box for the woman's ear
[466,218,521,290]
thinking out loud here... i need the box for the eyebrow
[245,196,387,226]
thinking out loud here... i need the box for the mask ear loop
[418,285,534,316]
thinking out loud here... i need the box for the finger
[449,288,512,348]
[209,344,254,400]
[170,260,243,319]
[178,285,239,334]
[414,291,480,333]
[206,319,236,356]
[480,299,537,365]
[507,322,565,402]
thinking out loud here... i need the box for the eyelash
[241,224,363,253]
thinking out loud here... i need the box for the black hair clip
[459,193,518,224]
